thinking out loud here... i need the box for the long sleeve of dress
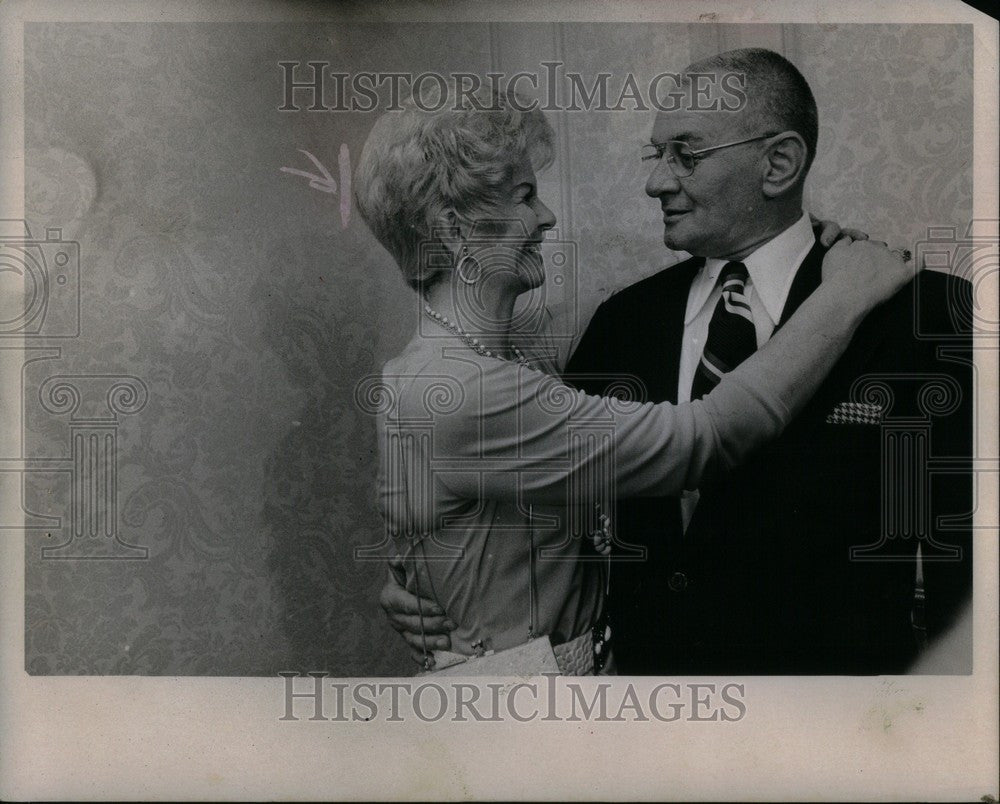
[387,346,789,506]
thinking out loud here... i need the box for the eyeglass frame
[641,133,780,178]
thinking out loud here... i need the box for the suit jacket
[565,241,974,674]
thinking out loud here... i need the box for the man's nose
[645,159,681,198]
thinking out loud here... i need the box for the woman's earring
[456,246,481,285]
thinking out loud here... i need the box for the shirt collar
[685,212,816,326]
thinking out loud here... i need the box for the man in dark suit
[380,48,973,674]
[563,48,972,675]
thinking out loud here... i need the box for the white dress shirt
[677,211,817,530]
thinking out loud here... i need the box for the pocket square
[826,401,884,425]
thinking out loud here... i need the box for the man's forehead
[651,108,737,143]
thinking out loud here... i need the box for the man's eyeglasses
[640,134,777,178]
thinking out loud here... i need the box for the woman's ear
[761,132,808,198]
[434,209,464,260]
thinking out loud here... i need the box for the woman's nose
[537,201,557,231]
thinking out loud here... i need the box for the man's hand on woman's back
[379,556,456,665]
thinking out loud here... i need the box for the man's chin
[661,220,689,251]
[663,232,688,252]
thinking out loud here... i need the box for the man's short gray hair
[687,48,819,177]
[354,89,555,292]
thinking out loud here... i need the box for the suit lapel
[643,257,703,403]
[778,241,825,329]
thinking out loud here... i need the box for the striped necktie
[690,261,757,401]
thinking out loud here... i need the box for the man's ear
[761,132,808,197]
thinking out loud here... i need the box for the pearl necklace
[423,303,530,366]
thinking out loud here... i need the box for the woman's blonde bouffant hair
[354,86,555,292]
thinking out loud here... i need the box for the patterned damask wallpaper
[20,23,972,675]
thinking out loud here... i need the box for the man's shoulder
[595,256,703,318]
[842,269,974,384]
[880,269,973,337]
[913,267,971,298]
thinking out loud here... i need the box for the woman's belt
[419,622,611,677]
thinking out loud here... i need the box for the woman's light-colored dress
[376,314,790,670]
